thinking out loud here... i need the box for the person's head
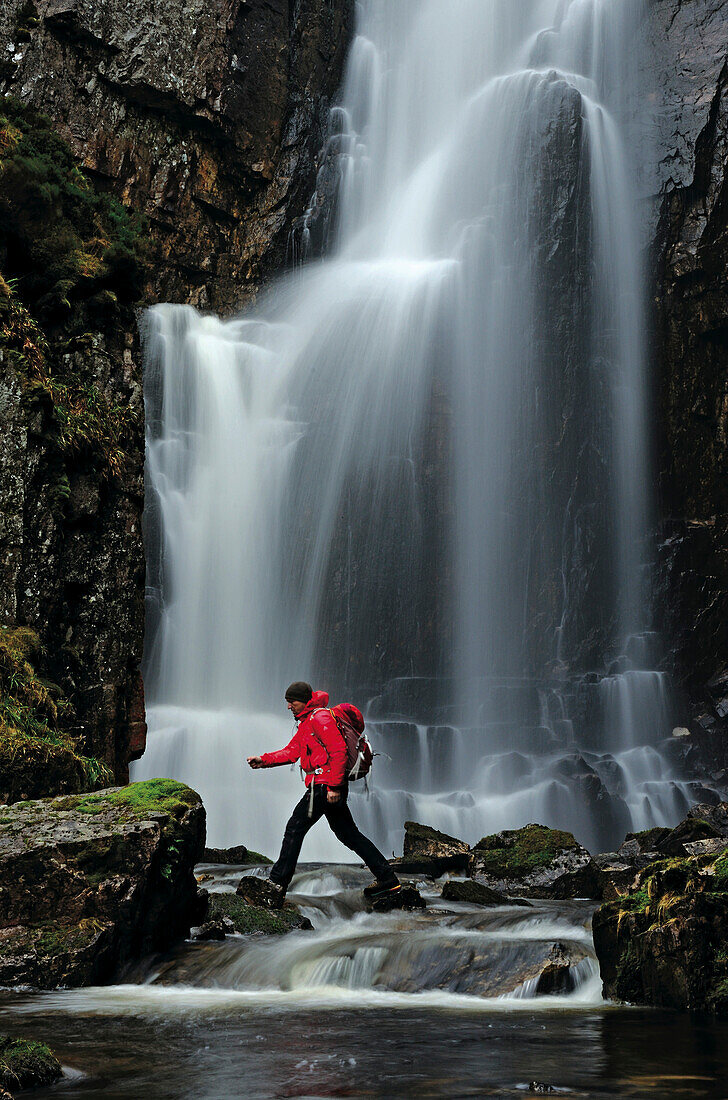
[285,681,313,717]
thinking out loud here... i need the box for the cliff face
[1,0,353,313]
[0,0,353,790]
[648,0,728,764]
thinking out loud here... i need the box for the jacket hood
[297,689,329,720]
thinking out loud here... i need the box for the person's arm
[247,730,300,769]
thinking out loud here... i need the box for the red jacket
[260,690,347,788]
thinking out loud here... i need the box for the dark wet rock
[395,821,471,876]
[657,815,723,856]
[592,853,639,902]
[650,0,728,761]
[593,840,728,1013]
[369,885,426,913]
[377,930,583,998]
[190,919,230,941]
[471,824,599,899]
[532,942,586,996]
[0,1036,62,1094]
[440,879,531,908]
[0,780,205,988]
[211,892,312,935]
[236,875,286,911]
[687,802,728,837]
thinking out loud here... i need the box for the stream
[1,865,727,1099]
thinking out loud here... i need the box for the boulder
[593,845,728,1013]
[369,885,426,913]
[440,879,531,908]
[471,824,598,899]
[211,892,312,934]
[236,876,284,910]
[0,1037,62,1094]
[202,845,272,865]
[0,779,205,988]
[395,821,471,876]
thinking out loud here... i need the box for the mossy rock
[472,824,579,877]
[0,1035,62,1092]
[57,778,202,820]
[626,826,671,851]
[207,893,312,935]
[202,845,272,865]
[593,835,728,1013]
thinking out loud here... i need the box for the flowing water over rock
[133,0,717,857]
[1,866,727,1098]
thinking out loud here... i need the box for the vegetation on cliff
[0,625,112,802]
[0,95,145,482]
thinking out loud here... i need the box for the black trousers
[269,784,393,892]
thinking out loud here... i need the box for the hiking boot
[236,875,286,910]
[363,877,402,900]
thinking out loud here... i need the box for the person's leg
[269,787,325,892]
[324,789,397,884]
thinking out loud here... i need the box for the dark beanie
[285,681,313,704]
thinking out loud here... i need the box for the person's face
[287,698,306,717]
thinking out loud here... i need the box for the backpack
[329,703,373,781]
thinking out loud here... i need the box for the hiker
[247,681,401,906]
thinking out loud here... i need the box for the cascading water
[134,0,713,857]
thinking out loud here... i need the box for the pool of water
[1,865,725,1099]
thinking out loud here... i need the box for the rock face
[649,0,728,762]
[471,824,598,899]
[0,779,205,987]
[0,0,353,313]
[593,805,728,1013]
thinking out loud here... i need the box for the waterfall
[134,0,708,857]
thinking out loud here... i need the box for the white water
[10,868,602,1014]
[134,0,708,858]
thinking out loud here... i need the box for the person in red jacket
[247,681,400,906]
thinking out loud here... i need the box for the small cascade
[143,867,602,1008]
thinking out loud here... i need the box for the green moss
[0,1035,62,1091]
[472,824,578,878]
[66,779,200,820]
[711,852,728,892]
[207,893,308,936]
[245,849,273,865]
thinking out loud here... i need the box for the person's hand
[326,788,341,804]
[247,756,263,769]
